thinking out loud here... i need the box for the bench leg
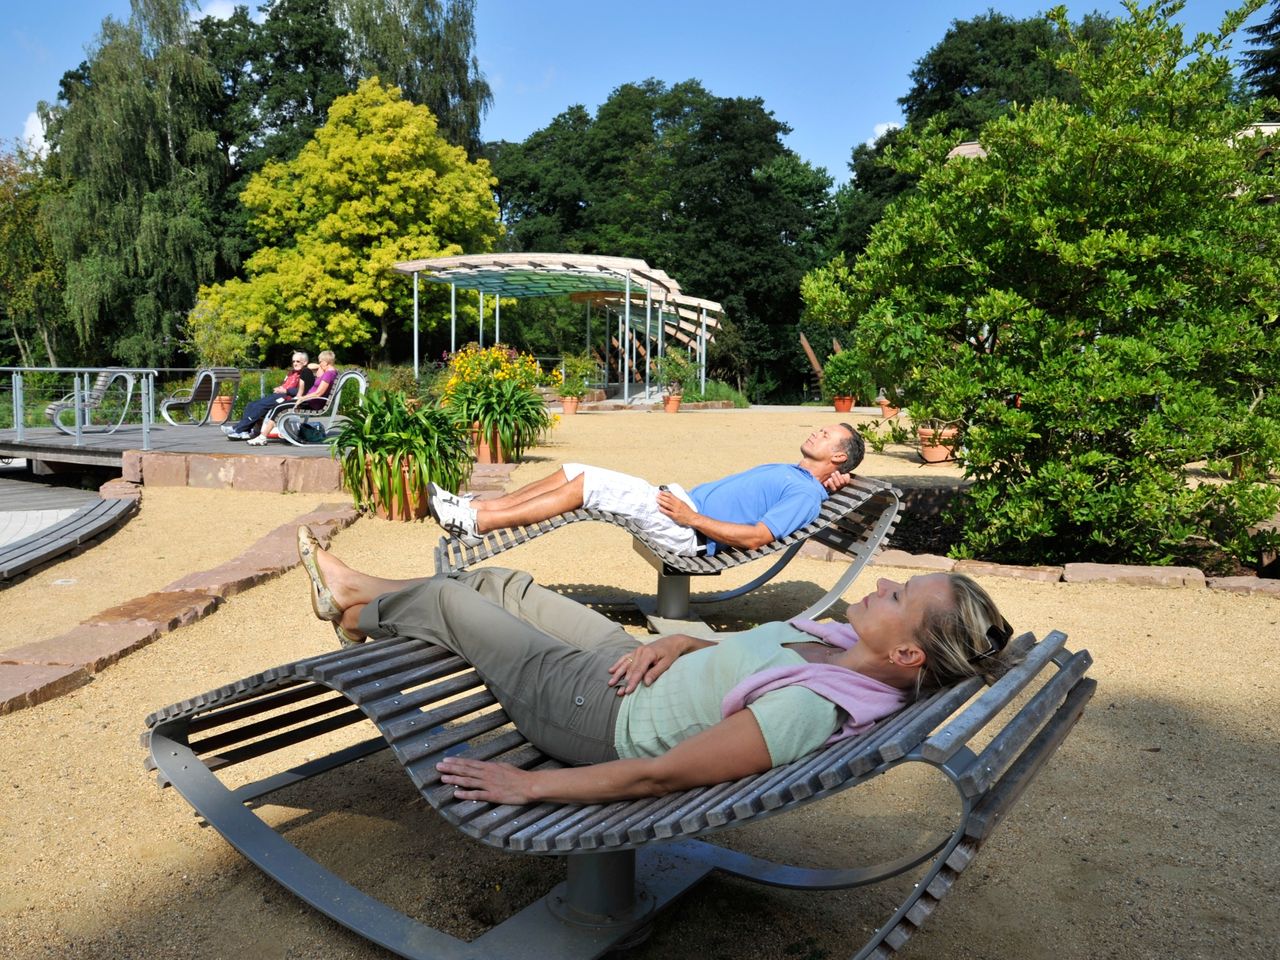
[655,572,691,618]
[547,851,654,931]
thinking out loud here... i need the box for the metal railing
[2,366,159,451]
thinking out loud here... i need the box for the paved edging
[798,543,1280,596]
[0,495,359,714]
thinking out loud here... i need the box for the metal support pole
[623,273,631,403]
[644,282,652,397]
[478,291,485,347]
[560,851,638,921]
[412,272,420,380]
[12,372,24,442]
[141,372,153,451]
[450,283,457,354]
[700,308,708,393]
[73,374,84,445]
[495,296,501,344]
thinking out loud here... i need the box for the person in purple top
[429,423,866,553]
[247,350,337,446]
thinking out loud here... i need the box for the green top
[613,622,839,766]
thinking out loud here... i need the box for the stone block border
[0,494,359,715]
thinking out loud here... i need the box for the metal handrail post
[73,375,84,444]
[12,372,24,441]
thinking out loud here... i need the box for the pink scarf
[720,619,909,744]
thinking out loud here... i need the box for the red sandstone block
[286,456,343,493]
[187,454,239,489]
[86,590,220,630]
[140,452,189,486]
[872,550,956,571]
[232,455,291,492]
[1062,563,1206,587]
[98,479,142,501]
[121,450,143,483]
[1207,577,1280,596]
[3,622,162,672]
[0,664,90,714]
[162,566,275,597]
[954,560,1064,582]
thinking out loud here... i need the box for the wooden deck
[0,424,334,470]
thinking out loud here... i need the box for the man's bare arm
[655,491,774,549]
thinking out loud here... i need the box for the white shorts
[562,463,701,556]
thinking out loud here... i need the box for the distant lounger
[159,367,242,427]
[44,368,136,436]
[435,476,902,624]
[0,497,138,580]
[143,628,1095,960]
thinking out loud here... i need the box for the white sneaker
[246,434,268,446]
[429,481,474,508]
[434,499,483,547]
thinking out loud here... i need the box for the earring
[887,656,896,666]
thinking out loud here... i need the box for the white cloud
[195,0,239,20]
[866,121,902,147]
[22,112,47,157]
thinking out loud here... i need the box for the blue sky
[3,1,1270,183]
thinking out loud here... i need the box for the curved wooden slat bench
[435,476,901,623]
[159,367,242,427]
[273,368,368,445]
[143,629,1094,960]
[44,368,136,435]
[0,496,139,581]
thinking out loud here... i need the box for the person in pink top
[247,350,338,446]
[297,525,1015,805]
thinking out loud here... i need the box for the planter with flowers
[557,354,597,415]
[822,351,872,412]
[653,351,695,413]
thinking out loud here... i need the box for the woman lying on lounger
[297,525,1014,806]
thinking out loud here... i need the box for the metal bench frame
[273,368,368,446]
[159,367,242,427]
[45,368,136,436]
[144,629,1094,960]
[435,476,901,624]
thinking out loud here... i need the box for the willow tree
[844,1,1280,567]
[0,150,67,366]
[40,0,223,364]
[188,78,500,361]
[335,0,491,154]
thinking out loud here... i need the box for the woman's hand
[607,633,703,695]
[437,756,537,804]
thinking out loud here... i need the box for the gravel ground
[0,409,1276,960]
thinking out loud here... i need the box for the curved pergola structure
[392,252,723,398]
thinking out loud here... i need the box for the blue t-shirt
[690,463,826,555]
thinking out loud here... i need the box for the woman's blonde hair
[318,350,336,364]
[915,573,1016,693]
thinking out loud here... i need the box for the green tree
[493,79,834,400]
[40,0,224,364]
[1242,0,1280,114]
[844,0,1280,567]
[189,78,500,361]
[0,149,67,366]
[335,0,491,154]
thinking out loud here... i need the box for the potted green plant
[653,351,695,412]
[822,351,870,412]
[329,390,472,520]
[916,418,962,464]
[557,354,597,414]
[448,379,554,463]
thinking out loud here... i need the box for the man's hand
[823,469,852,492]
[656,489,697,526]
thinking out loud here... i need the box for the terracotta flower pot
[918,426,959,464]
[210,395,233,424]
[561,397,580,415]
[472,422,507,464]
[663,395,682,413]
[368,457,430,521]
[832,396,854,413]
[877,400,900,418]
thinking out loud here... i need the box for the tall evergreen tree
[1242,0,1280,114]
[335,0,491,154]
[40,0,224,364]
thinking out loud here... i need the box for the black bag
[297,421,328,443]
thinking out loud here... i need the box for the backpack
[297,421,328,444]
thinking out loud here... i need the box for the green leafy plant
[557,354,597,399]
[681,379,750,408]
[857,417,912,454]
[821,350,872,402]
[652,351,695,397]
[448,378,554,461]
[329,389,471,515]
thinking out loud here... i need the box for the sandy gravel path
[1,409,1275,959]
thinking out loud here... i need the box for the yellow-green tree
[189,77,499,361]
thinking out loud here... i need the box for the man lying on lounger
[430,423,865,555]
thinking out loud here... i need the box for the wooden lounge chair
[143,629,1095,960]
[159,367,242,427]
[0,496,138,580]
[44,368,135,435]
[435,476,901,625]
[273,368,368,445]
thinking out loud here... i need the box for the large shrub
[843,1,1280,566]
